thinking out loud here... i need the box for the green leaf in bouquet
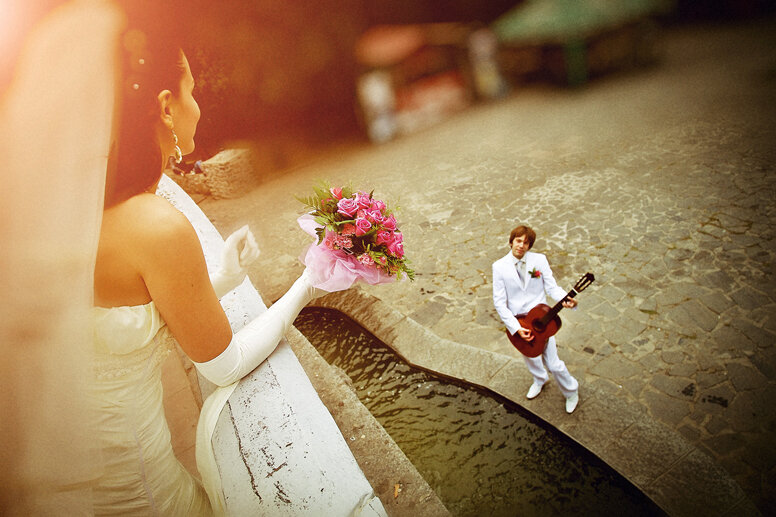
[360,228,378,241]
[295,196,311,210]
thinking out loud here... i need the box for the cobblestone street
[199,17,776,514]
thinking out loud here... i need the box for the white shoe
[565,392,579,414]
[526,383,543,399]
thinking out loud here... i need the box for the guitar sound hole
[532,321,545,333]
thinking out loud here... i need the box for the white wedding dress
[87,176,386,516]
[90,302,212,515]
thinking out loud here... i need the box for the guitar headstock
[573,272,595,293]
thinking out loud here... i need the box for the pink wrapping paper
[297,214,398,291]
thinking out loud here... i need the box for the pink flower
[366,209,385,224]
[355,191,372,209]
[330,187,343,199]
[375,230,393,246]
[387,232,404,258]
[335,235,353,249]
[323,233,337,250]
[382,214,397,231]
[388,241,404,258]
[357,253,374,266]
[355,217,372,236]
[357,209,367,219]
[370,199,386,212]
[337,197,358,217]
[341,223,356,236]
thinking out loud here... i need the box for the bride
[1,1,386,515]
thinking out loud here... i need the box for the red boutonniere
[529,267,541,278]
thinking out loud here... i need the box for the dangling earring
[172,129,183,164]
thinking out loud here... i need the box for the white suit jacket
[492,250,568,335]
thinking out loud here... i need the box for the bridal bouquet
[297,184,414,290]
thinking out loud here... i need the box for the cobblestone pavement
[199,18,776,514]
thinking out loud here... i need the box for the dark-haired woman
[92,35,328,517]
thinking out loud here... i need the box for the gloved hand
[211,225,260,298]
[299,267,329,301]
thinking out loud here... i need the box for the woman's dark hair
[509,225,536,249]
[104,4,188,208]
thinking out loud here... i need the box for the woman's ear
[157,89,174,129]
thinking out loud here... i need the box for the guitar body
[507,304,562,357]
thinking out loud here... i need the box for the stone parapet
[166,148,261,200]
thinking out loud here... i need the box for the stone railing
[195,328,449,516]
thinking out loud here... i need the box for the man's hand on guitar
[517,327,534,341]
[562,299,577,309]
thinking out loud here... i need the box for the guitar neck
[539,289,578,325]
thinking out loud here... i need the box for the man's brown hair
[509,225,536,249]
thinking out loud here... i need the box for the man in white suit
[492,225,580,413]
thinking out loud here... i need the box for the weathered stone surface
[668,363,696,377]
[595,301,622,320]
[750,351,776,379]
[648,449,749,517]
[638,297,658,313]
[730,318,776,349]
[596,284,627,304]
[729,286,772,312]
[643,390,692,427]
[726,393,761,434]
[408,299,449,327]
[701,432,745,457]
[704,415,728,436]
[639,353,665,374]
[651,374,695,399]
[710,324,752,354]
[666,300,720,333]
[662,350,686,364]
[699,292,734,315]
[589,353,642,380]
[696,371,727,389]
[604,317,648,346]
[698,384,736,415]
[601,415,693,488]
[725,362,768,391]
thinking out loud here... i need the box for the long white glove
[194,269,327,387]
[210,225,260,299]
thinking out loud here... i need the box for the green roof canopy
[493,0,674,43]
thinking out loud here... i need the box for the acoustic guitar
[507,272,595,357]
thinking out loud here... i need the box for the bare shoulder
[107,193,202,268]
[122,193,195,240]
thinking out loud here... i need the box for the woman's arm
[192,269,323,386]
[135,196,325,385]
[136,199,233,362]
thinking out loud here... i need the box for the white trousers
[523,336,579,398]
